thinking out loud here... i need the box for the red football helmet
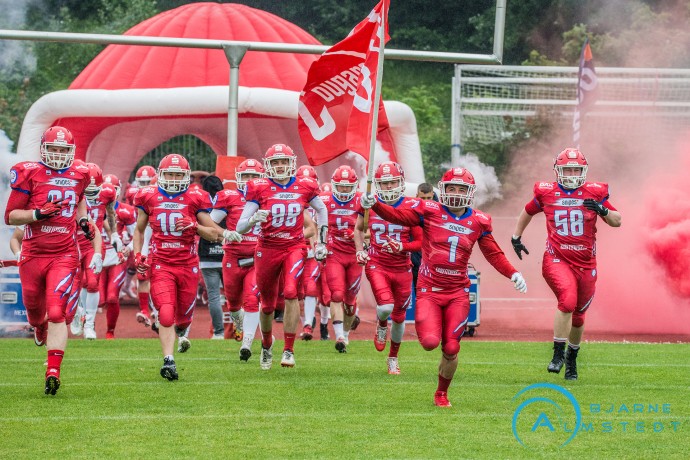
[157,154,191,193]
[438,167,476,208]
[235,159,265,192]
[320,182,333,194]
[296,165,319,183]
[84,163,104,199]
[263,144,296,180]
[331,165,358,202]
[554,148,588,189]
[103,174,122,199]
[374,161,406,203]
[135,165,156,187]
[40,126,75,170]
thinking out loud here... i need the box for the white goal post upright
[452,65,690,160]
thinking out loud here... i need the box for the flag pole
[363,1,387,230]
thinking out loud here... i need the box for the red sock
[47,350,64,377]
[284,333,296,352]
[437,373,452,392]
[378,319,387,328]
[389,341,401,358]
[138,292,149,315]
[106,301,120,331]
[261,330,273,349]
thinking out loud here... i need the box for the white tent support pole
[450,66,462,167]
[222,44,248,157]
[492,0,506,64]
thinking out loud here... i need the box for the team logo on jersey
[555,198,582,207]
[192,267,198,274]
[47,178,78,187]
[539,182,554,188]
[10,169,17,184]
[332,209,356,216]
[156,202,187,210]
[425,201,440,209]
[272,192,301,200]
[442,222,474,235]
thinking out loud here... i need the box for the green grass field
[0,339,687,459]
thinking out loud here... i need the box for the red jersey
[321,192,361,255]
[8,161,89,258]
[215,188,260,258]
[373,199,516,289]
[77,183,117,255]
[134,186,213,266]
[526,181,616,269]
[115,201,137,235]
[359,197,422,271]
[244,177,320,249]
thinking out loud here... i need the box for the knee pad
[419,335,440,351]
[390,309,406,324]
[572,311,586,328]
[376,304,394,321]
[442,341,460,356]
[261,304,276,315]
[330,290,344,303]
[557,303,576,314]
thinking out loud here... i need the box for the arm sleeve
[4,189,31,225]
[236,201,259,234]
[478,233,517,279]
[141,225,153,257]
[308,196,329,228]
[210,208,228,223]
[402,225,423,252]
[372,201,422,227]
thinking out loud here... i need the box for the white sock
[320,305,330,324]
[84,290,100,328]
[165,354,174,362]
[304,296,316,326]
[376,304,394,322]
[391,321,405,343]
[243,311,260,339]
[333,322,344,339]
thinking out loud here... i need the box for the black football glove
[511,236,529,260]
[583,198,609,217]
[78,217,95,241]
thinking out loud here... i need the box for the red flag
[298,0,394,166]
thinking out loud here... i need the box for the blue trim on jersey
[114,201,120,210]
[331,194,354,206]
[196,208,212,214]
[269,177,296,189]
[557,183,580,194]
[248,199,259,205]
[39,161,71,175]
[478,230,491,240]
[532,197,542,209]
[157,186,187,199]
[390,196,406,208]
[135,205,149,215]
[441,205,473,221]
[10,187,30,195]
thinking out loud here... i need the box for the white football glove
[314,243,328,261]
[382,237,403,254]
[360,193,376,209]
[89,253,103,275]
[110,232,123,252]
[249,209,270,226]
[511,272,527,294]
[356,250,370,266]
[223,229,243,243]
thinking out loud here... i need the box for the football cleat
[177,336,191,353]
[335,337,347,353]
[280,350,296,368]
[160,357,178,381]
[374,324,388,352]
[434,391,452,407]
[320,323,330,340]
[564,347,579,381]
[387,357,400,375]
[239,336,253,362]
[44,373,61,396]
[83,326,97,340]
[260,341,274,370]
[135,311,152,328]
[301,324,313,341]
[547,342,566,374]
[70,307,85,336]
[105,331,115,340]
[34,321,48,347]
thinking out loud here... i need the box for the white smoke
[452,153,502,208]
[0,0,36,80]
